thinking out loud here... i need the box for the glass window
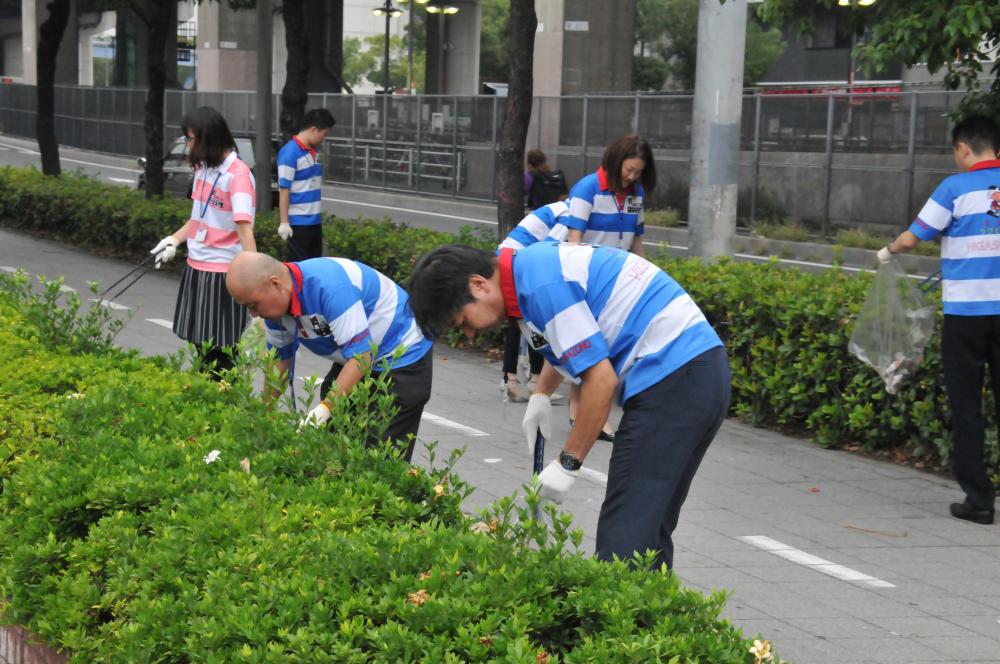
[164,140,188,165]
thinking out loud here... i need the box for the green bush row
[666,258,970,471]
[0,166,986,479]
[0,166,492,285]
[0,273,758,662]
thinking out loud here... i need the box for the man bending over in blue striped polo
[227,251,433,462]
[407,242,731,569]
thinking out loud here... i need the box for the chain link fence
[0,83,970,233]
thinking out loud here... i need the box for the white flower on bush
[203,449,221,464]
[65,392,85,399]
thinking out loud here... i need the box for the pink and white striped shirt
[186,150,256,272]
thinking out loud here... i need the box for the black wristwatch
[559,450,583,471]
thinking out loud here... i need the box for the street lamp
[424,0,459,93]
[372,1,403,93]
[397,0,430,93]
[836,0,876,85]
[425,0,459,14]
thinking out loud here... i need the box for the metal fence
[0,83,971,233]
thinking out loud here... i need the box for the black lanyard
[613,192,626,239]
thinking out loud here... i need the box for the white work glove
[150,236,179,269]
[537,460,578,504]
[278,223,294,241]
[521,393,552,456]
[297,401,331,432]
[876,246,892,265]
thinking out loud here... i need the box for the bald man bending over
[227,251,433,461]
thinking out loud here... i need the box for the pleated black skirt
[172,265,249,347]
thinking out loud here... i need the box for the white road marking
[61,157,141,173]
[0,141,140,172]
[90,298,131,311]
[739,535,895,589]
[0,141,38,155]
[107,176,136,184]
[145,318,173,329]
[0,266,17,272]
[59,285,76,293]
[420,412,489,437]
[484,458,502,463]
[322,196,492,225]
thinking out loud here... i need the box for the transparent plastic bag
[848,259,936,394]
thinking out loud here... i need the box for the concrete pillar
[530,0,563,162]
[443,1,480,95]
[687,0,747,260]
[423,0,479,95]
[21,0,79,86]
[76,11,114,86]
[531,0,634,96]
[196,2,263,91]
[20,0,38,84]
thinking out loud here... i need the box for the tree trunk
[113,11,130,86]
[140,2,171,198]
[163,0,180,90]
[36,0,71,177]
[496,0,536,241]
[280,0,310,140]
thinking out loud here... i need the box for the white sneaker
[504,378,530,403]
[525,380,566,405]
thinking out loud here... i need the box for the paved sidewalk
[3,227,1000,663]
[418,344,1000,664]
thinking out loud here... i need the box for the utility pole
[255,0,273,213]
[687,0,748,260]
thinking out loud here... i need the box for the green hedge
[0,166,991,481]
[0,272,759,662]
[0,166,493,285]
[667,258,974,471]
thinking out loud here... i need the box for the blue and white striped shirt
[908,160,1000,315]
[265,257,432,370]
[276,137,323,226]
[497,201,570,251]
[500,242,722,402]
[566,168,645,250]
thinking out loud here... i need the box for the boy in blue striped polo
[277,108,335,260]
[407,242,731,569]
[878,115,1000,525]
[226,251,433,462]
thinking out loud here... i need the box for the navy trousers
[596,346,731,569]
[942,314,1000,512]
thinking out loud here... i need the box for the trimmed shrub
[0,166,494,286]
[0,273,762,662]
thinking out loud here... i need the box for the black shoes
[950,501,995,525]
[569,418,615,443]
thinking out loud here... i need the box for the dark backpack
[528,170,568,208]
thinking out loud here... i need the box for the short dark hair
[601,133,657,194]
[301,108,336,131]
[180,106,236,169]
[407,244,496,337]
[526,149,547,169]
[952,115,1000,156]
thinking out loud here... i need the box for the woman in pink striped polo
[149,106,257,378]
